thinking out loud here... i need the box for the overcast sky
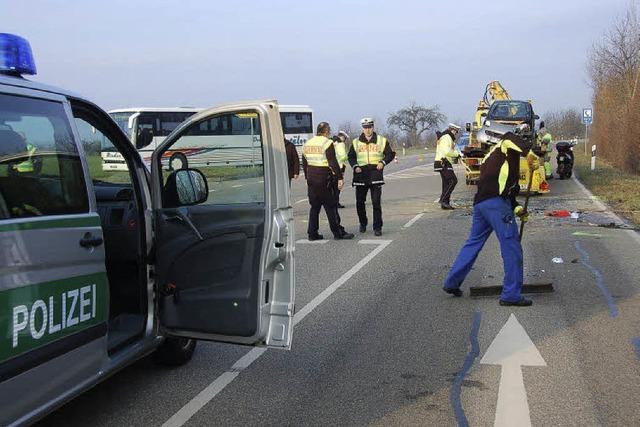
[2,0,629,128]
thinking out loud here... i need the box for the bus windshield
[280,112,312,134]
[110,112,135,138]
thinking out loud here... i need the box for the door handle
[79,233,104,248]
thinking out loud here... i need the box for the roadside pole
[582,108,593,156]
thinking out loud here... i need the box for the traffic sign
[582,108,593,125]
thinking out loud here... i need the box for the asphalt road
[38,153,640,426]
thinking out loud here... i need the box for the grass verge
[573,142,640,226]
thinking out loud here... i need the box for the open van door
[150,100,294,349]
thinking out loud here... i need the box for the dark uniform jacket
[284,139,300,180]
[302,141,343,187]
[347,132,396,186]
[474,132,530,209]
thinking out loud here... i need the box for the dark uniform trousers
[439,167,457,205]
[356,185,383,231]
[308,182,342,237]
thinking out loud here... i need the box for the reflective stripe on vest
[353,135,386,165]
[303,136,333,167]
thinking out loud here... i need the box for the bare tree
[387,102,446,146]
[542,109,584,139]
[588,1,640,100]
[587,1,640,173]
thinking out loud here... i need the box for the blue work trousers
[444,196,524,302]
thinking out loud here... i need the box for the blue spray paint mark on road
[574,241,619,318]
[450,311,481,427]
[633,338,640,360]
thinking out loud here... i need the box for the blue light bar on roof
[0,33,37,75]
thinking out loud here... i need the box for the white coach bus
[103,105,312,171]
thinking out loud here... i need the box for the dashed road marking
[403,213,424,228]
[296,239,329,245]
[161,239,393,427]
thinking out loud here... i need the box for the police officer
[348,117,395,236]
[302,122,354,241]
[537,121,553,179]
[442,124,534,306]
[284,137,300,185]
[435,123,462,210]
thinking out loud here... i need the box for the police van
[0,34,295,426]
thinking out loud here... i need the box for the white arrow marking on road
[480,314,546,427]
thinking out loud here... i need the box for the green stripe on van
[0,272,108,364]
[0,215,100,233]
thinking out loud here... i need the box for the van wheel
[169,153,188,171]
[154,337,197,366]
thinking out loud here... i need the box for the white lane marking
[293,239,392,326]
[481,314,546,427]
[572,175,640,246]
[403,213,424,228]
[162,239,393,427]
[296,239,329,245]
[294,198,308,205]
[232,184,244,188]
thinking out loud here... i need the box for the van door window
[74,117,133,186]
[0,94,88,219]
[162,111,264,205]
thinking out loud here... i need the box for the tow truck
[463,81,549,194]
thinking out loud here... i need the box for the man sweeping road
[441,124,536,306]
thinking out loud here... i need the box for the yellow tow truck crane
[462,81,549,194]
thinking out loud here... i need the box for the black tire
[153,337,197,366]
[169,153,188,171]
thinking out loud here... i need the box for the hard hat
[360,117,374,128]
[448,123,461,131]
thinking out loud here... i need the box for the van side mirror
[465,123,471,132]
[163,169,209,207]
[534,114,540,120]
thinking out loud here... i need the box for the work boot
[443,287,463,297]
[499,298,533,307]
[308,234,324,241]
[441,203,454,210]
[374,229,382,236]
[359,224,366,233]
[334,231,354,240]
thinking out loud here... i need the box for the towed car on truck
[0,33,295,426]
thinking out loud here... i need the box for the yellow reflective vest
[352,135,387,165]
[334,141,347,168]
[303,136,333,167]
[435,133,459,163]
[482,138,523,195]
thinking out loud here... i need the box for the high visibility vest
[435,133,458,162]
[353,135,386,165]
[482,138,523,195]
[334,142,347,168]
[303,136,333,167]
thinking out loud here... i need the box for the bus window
[280,112,312,134]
